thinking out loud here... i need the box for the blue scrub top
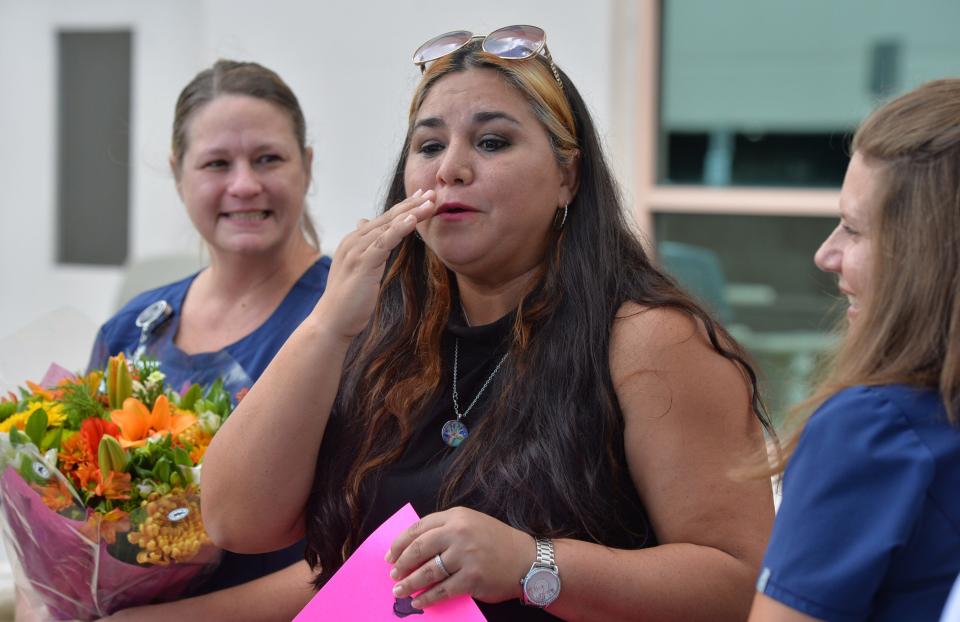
[758,384,960,621]
[88,256,331,593]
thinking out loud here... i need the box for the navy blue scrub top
[88,256,331,593]
[758,385,960,621]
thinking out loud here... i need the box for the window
[655,213,840,415]
[657,0,960,188]
[57,30,133,265]
[637,0,960,422]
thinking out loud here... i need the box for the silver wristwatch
[520,537,561,607]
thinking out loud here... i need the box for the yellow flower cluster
[0,401,66,433]
[177,422,213,463]
[0,412,28,434]
[128,489,210,566]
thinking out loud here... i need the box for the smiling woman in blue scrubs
[89,60,331,621]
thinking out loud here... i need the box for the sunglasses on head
[412,25,563,89]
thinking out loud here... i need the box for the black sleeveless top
[358,310,512,537]
[351,310,655,621]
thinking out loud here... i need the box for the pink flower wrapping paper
[0,466,219,620]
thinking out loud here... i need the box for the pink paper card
[294,503,488,621]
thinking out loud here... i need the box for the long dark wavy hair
[305,41,770,584]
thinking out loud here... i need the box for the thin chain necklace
[441,338,509,448]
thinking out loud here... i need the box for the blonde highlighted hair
[409,40,579,169]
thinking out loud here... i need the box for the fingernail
[390,567,399,580]
[384,550,392,562]
[404,215,416,225]
[413,188,423,198]
[411,599,422,609]
[392,584,402,597]
[419,200,434,210]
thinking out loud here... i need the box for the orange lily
[110,395,197,448]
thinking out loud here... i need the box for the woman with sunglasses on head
[748,79,960,622]
[204,27,774,620]
[88,60,330,621]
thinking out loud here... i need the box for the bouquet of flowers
[0,353,235,620]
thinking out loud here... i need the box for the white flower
[146,371,166,386]
[179,464,202,486]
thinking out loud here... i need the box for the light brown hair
[171,59,319,248]
[775,78,960,469]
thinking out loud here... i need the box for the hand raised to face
[311,190,436,342]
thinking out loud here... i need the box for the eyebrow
[196,140,287,154]
[474,111,521,126]
[412,110,522,131]
[413,117,445,131]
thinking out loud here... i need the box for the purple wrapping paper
[0,467,219,620]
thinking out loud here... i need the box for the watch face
[524,568,560,606]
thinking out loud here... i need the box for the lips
[837,285,860,317]
[435,202,477,215]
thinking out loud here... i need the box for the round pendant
[441,419,469,448]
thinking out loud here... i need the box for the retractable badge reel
[132,300,173,361]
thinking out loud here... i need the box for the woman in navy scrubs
[750,79,960,621]
[92,60,330,621]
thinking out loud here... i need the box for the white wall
[0,0,206,382]
[0,0,635,384]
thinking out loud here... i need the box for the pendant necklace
[441,338,509,448]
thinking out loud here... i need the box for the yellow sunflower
[0,401,66,433]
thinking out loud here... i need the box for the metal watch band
[534,537,556,568]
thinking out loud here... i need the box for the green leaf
[0,402,17,422]
[40,427,63,452]
[60,383,107,429]
[178,384,202,411]
[8,428,28,447]
[25,409,48,447]
[172,446,192,467]
[153,457,171,484]
[15,454,34,482]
